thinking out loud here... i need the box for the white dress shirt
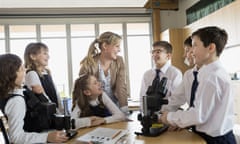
[167,60,235,137]
[71,92,125,129]
[139,61,183,111]
[163,66,198,112]
[5,88,48,144]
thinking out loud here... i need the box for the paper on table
[76,127,128,144]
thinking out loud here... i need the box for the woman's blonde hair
[79,31,122,75]
[24,42,50,76]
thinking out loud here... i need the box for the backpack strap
[0,94,24,115]
[26,70,57,107]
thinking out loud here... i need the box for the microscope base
[67,130,78,139]
[135,124,168,137]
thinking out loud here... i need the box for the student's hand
[90,117,106,127]
[120,106,129,115]
[159,111,169,125]
[31,85,44,94]
[89,116,99,121]
[168,125,182,131]
[89,116,102,123]
[47,130,68,143]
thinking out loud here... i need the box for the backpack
[0,86,57,132]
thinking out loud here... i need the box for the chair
[0,109,10,144]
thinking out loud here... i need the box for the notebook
[76,127,128,144]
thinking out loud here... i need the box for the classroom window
[9,25,36,38]
[0,40,4,54]
[127,23,150,35]
[9,25,36,60]
[41,25,69,97]
[127,36,152,101]
[0,26,5,54]
[42,39,69,97]
[220,46,240,74]
[99,23,124,56]
[70,24,96,84]
[71,24,95,37]
[10,39,36,60]
[0,17,152,102]
[41,25,66,37]
[0,26,4,38]
[126,23,152,101]
[99,24,123,35]
[71,37,95,82]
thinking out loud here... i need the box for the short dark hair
[191,26,228,56]
[152,41,172,53]
[184,36,192,47]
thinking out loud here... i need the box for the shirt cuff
[120,106,129,113]
[104,118,109,124]
[85,118,91,127]
[75,117,91,129]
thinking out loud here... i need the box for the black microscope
[54,98,78,139]
[135,77,169,137]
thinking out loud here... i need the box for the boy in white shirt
[139,41,182,111]
[163,37,200,112]
[160,26,236,144]
[183,36,195,67]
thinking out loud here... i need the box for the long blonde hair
[79,31,122,75]
[24,42,50,76]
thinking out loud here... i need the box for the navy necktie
[190,71,198,107]
[155,69,160,80]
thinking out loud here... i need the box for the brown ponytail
[79,38,100,75]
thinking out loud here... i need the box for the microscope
[54,98,78,139]
[135,77,169,137]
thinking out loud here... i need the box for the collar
[41,69,48,75]
[154,61,170,74]
[191,65,199,73]
[8,88,24,96]
[198,59,221,78]
[89,97,100,106]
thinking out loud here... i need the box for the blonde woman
[79,31,129,114]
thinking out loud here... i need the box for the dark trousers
[194,130,236,144]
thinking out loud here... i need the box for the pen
[112,130,121,139]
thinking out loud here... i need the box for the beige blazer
[79,54,129,107]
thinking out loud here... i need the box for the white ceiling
[0,0,148,8]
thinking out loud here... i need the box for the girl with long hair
[71,74,125,129]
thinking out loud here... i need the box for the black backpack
[0,86,57,132]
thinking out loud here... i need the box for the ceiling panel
[0,0,149,8]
